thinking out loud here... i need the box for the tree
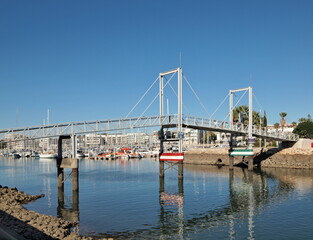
[298,114,312,123]
[274,123,280,132]
[299,117,308,123]
[293,121,313,139]
[291,122,297,127]
[279,112,287,131]
[208,132,217,143]
[0,140,6,149]
[232,105,262,126]
[262,111,268,128]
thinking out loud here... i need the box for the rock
[0,186,80,240]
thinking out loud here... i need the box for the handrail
[0,114,299,143]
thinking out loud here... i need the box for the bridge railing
[0,114,299,143]
[0,115,178,143]
[183,116,299,141]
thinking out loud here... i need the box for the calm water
[0,157,312,239]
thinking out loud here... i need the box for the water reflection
[57,188,79,223]
[159,177,184,240]
[0,157,312,239]
[120,166,304,239]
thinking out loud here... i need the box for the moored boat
[13,153,21,159]
[39,152,57,158]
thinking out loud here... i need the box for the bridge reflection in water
[109,166,308,240]
[48,161,312,239]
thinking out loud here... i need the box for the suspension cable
[167,80,191,114]
[209,93,229,120]
[253,93,263,112]
[183,75,211,117]
[222,90,248,122]
[126,76,159,118]
[133,72,177,124]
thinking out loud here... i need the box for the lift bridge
[0,67,299,145]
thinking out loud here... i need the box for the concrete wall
[292,138,313,149]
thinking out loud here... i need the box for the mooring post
[57,136,64,189]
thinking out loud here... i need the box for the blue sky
[1,0,312,129]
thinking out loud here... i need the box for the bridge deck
[0,115,298,143]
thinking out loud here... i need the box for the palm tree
[232,105,261,126]
[279,112,287,131]
[233,105,249,124]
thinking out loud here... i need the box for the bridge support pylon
[229,134,235,170]
[57,135,79,191]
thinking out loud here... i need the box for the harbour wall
[184,147,313,169]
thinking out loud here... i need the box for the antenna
[47,109,50,125]
[179,52,182,68]
[167,98,169,115]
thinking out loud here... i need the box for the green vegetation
[279,112,287,131]
[274,123,280,131]
[293,115,313,139]
[0,140,7,149]
[232,105,266,126]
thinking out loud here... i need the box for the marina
[1,1,313,239]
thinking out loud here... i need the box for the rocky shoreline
[0,186,109,240]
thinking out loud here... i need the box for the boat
[39,152,57,158]
[31,152,40,158]
[77,150,85,158]
[13,153,21,159]
[22,151,32,158]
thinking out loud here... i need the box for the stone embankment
[184,148,242,166]
[0,186,112,240]
[184,147,313,169]
[261,148,313,169]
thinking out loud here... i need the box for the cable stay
[222,90,248,122]
[126,76,159,118]
[132,72,177,126]
[253,93,263,113]
[183,75,211,118]
[165,77,191,114]
[209,93,229,120]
